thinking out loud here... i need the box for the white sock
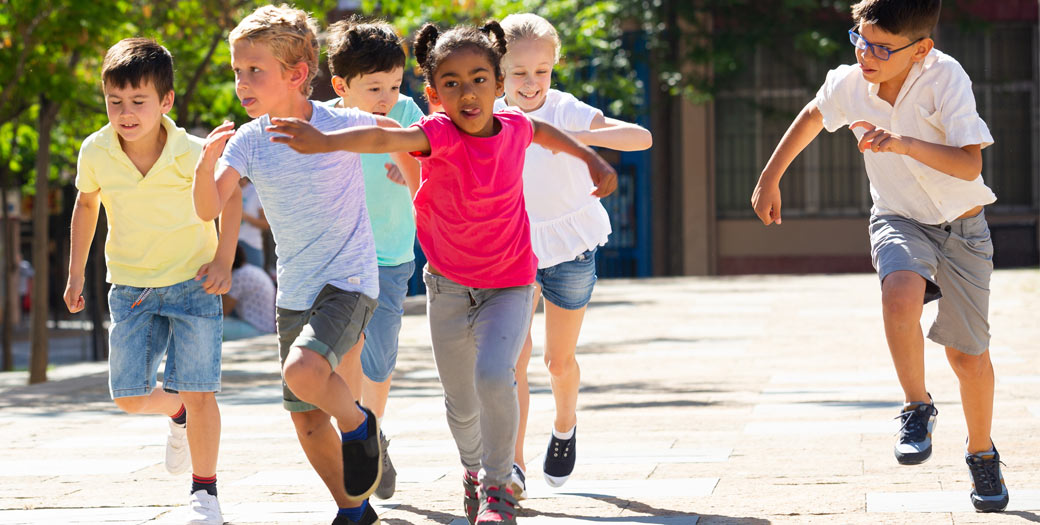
[552,424,575,440]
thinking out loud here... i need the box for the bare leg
[542,300,587,433]
[282,336,366,432]
[881,271,930,404]
[112,387,183,417]
[946,347,995,453]
[361,377,392,419]
[179,391,220,477]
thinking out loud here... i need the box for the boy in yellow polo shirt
[62,38,240,525]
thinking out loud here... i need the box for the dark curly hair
[327,16,406,85]
[413,20,507,86]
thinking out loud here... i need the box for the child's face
[853,22,931,86]
[502,37,555,112]
[230,39,299,118]
[103,80,173,145]
[333,67,404,116]
[425,48,504,137]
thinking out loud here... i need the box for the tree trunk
[89,211,107,361]
[0,153,13,371]
[28,95,61,384]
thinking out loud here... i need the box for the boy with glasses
[751,0,1008,512]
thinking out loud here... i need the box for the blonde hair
[500,13,561,64]
[229,4,320,96]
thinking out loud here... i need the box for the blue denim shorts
[536,247,598,310]
[108,278,223,399]
[361,260,415,382]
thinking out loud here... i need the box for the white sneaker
[186,490,223,524]
[166,420,191,475]
[510,463,528,500]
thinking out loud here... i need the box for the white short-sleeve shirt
[495,90,612,268]
[814,49,996,224]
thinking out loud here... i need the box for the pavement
[1,269,1039,525]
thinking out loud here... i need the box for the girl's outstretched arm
[529,116,618,198]
[572,114,652,151]
[267,115,431,156]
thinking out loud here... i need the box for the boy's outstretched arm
[529,116,618,198]
[752,100,825,226]
[64,190,101,313]
[267,115,431,156]
[849,121,982,180]
[572,114,653,151]
[194,121,239,222]
[196,185,241,295]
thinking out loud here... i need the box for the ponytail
[479,20,507,57]
[414,23,440,70]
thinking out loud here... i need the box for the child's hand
[586,155,618,198]
[384,163,407,186]
[63,275,85,313]
[267,118,332,154]
[751,183,782,225]
[850,121,912,155]
[195,260,232,295]
[199,121,236,172]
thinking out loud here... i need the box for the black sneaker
[373,431,396,499]
[463,470,480,525]
[331,503,380,525]
[967,445,1009,512]
[342,404,382,499]
[894,398,937,465]
[542,426,576,487]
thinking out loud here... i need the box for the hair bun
[414,23,441,69]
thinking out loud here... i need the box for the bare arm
[267,115,431,156]
[195,185,242,295]
[530,117,618,198]
[242,206,269,230]
[194,121,239,221]
[850,121,982,181]
[63,190,101,313]
[572,114,653,151]
[751,100,825,225]
[375,117,422,198]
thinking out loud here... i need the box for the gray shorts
[276,284,377,412]
[869,211,993,355]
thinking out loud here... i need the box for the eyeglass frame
[848,27,925,61]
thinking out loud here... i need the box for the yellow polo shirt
[75,115,218,288]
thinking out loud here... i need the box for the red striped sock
[171,405,186,426]
[192,474,217,496]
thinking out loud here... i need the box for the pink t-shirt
[410,109,537,289]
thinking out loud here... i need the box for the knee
[179,391,216,410]
[282,350,328,393]
[474,362,516,395]
[113,396,148,414]
[881,283,923,320]
[544,352,577,378]
[949,351,991,379]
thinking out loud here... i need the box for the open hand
[196,121,236,175]
[195,261,232,295]
[267,118,332,154]
[384,163,406,186]
[850,121,912,155]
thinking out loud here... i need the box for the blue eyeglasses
[848,28,924,61]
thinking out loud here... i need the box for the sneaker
[475,486,518,525]
[509,464,527,500]
[967,446,1009,512]
[542,427,576,487]
[186,490,223,525]
[166,420,191,475]
[331,504,381,525]
[374,431,396,499]
[894,398,937,465]
[463,470,480,525]
[341,404,382,499]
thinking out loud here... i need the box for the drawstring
[130,288,153,310]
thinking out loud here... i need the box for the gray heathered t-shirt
[218,101,379,309]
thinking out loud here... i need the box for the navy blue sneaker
[967,446,1009,512]
[543,427,576,487]
[894,398,937,465]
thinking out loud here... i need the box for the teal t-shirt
[324,94,423,266]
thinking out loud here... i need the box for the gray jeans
[423,269,535,487]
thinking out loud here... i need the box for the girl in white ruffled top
[494,12,653,498]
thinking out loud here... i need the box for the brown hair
[327,16,406,85]
[101,38,174,97]
[229,4,320,96]
[852,0,941,40]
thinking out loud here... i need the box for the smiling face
[854,22,931,89]
[103,79,173,146]
[502,37,555,112]
[230,39,301,118]
[425,47,504,137]
[333,67,404,116]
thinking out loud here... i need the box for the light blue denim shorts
[536,247,598,310]
[361,260,415,383]
[108,278,223,399]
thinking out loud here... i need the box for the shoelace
[967,455,1005,494]
[895,405,935,443]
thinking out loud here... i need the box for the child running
[265,21,618,525]
[322,17,424,500]
[64,38,241,524]
[751,0,1008,512]
[495,13,653,497]
[192,5,415,525]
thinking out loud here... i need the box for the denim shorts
[108,278,223,399]
[361,260,415,382]
[276,284,377,412]
[870,211,993,355]
[536,247,598,310]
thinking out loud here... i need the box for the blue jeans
[361,260,415,382]
[107,278,222,398]
[536,247,598,310]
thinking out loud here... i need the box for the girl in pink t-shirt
[267,20,616,525]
